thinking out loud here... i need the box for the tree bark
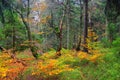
[66,0,70,49]
[0,5,5,24]
[76,0,83,51]
[83,0,88,52]
[12,26,15,54]
[57,11,65,56]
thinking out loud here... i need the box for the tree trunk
[0,5,5,24]
[83,0,88,52]
[16,0,38,59]
[12,26,16,54]
[57,11,65,56]
[76,0,83,51]
[27,0,32,42]
[66,0,70,49]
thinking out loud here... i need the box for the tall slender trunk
[76,0,83,51]
[105,19,108,39]
[57,11,65,56]
[16,0,38,59]
[83,0,88,52]
[88,8,94,42]
[66,0,70,49]
[0,5,5,24]
[19,13,32,42]
[27,0,32,42]
[12,26,15,54]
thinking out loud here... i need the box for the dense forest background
[0,0,120,80]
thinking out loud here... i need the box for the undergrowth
[0,45,119,80]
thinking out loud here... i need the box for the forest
[0,0,120,80]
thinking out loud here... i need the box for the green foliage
[101,37,111,47]
[112,38,120,58]
[3,23,26,49]
[99,49,120,80]
[40,49,56,60]
[32,33,43,43]
[0,27,5,39]
[112,38,120,49]
[54,27,60,33]
[108,23,117,35]
[79,53,120,80]
[0,27,5,46]
[60,69,82,80]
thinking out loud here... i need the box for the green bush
[60,69,83,80]
[101,37,112,48]
[112,38,120,50]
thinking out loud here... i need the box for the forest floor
[0,48,120,80]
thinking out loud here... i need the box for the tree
[4,0,40,59]
[76,0,83,51]
[66,0,70,49]
[105,0,120,43]
[83,0,88,52]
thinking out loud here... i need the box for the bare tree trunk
[57,11,65,56]
[105,19,108,39]
[27,0,32,42]
[19,13,32,43]
[15,0,38,59]
[83,0,88,52]
[3,0,39,59]
[12,26,15,54]
[76,0,83,51]
[0,5,5,24]
[66,0,70,49]
[12,0,32,44]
